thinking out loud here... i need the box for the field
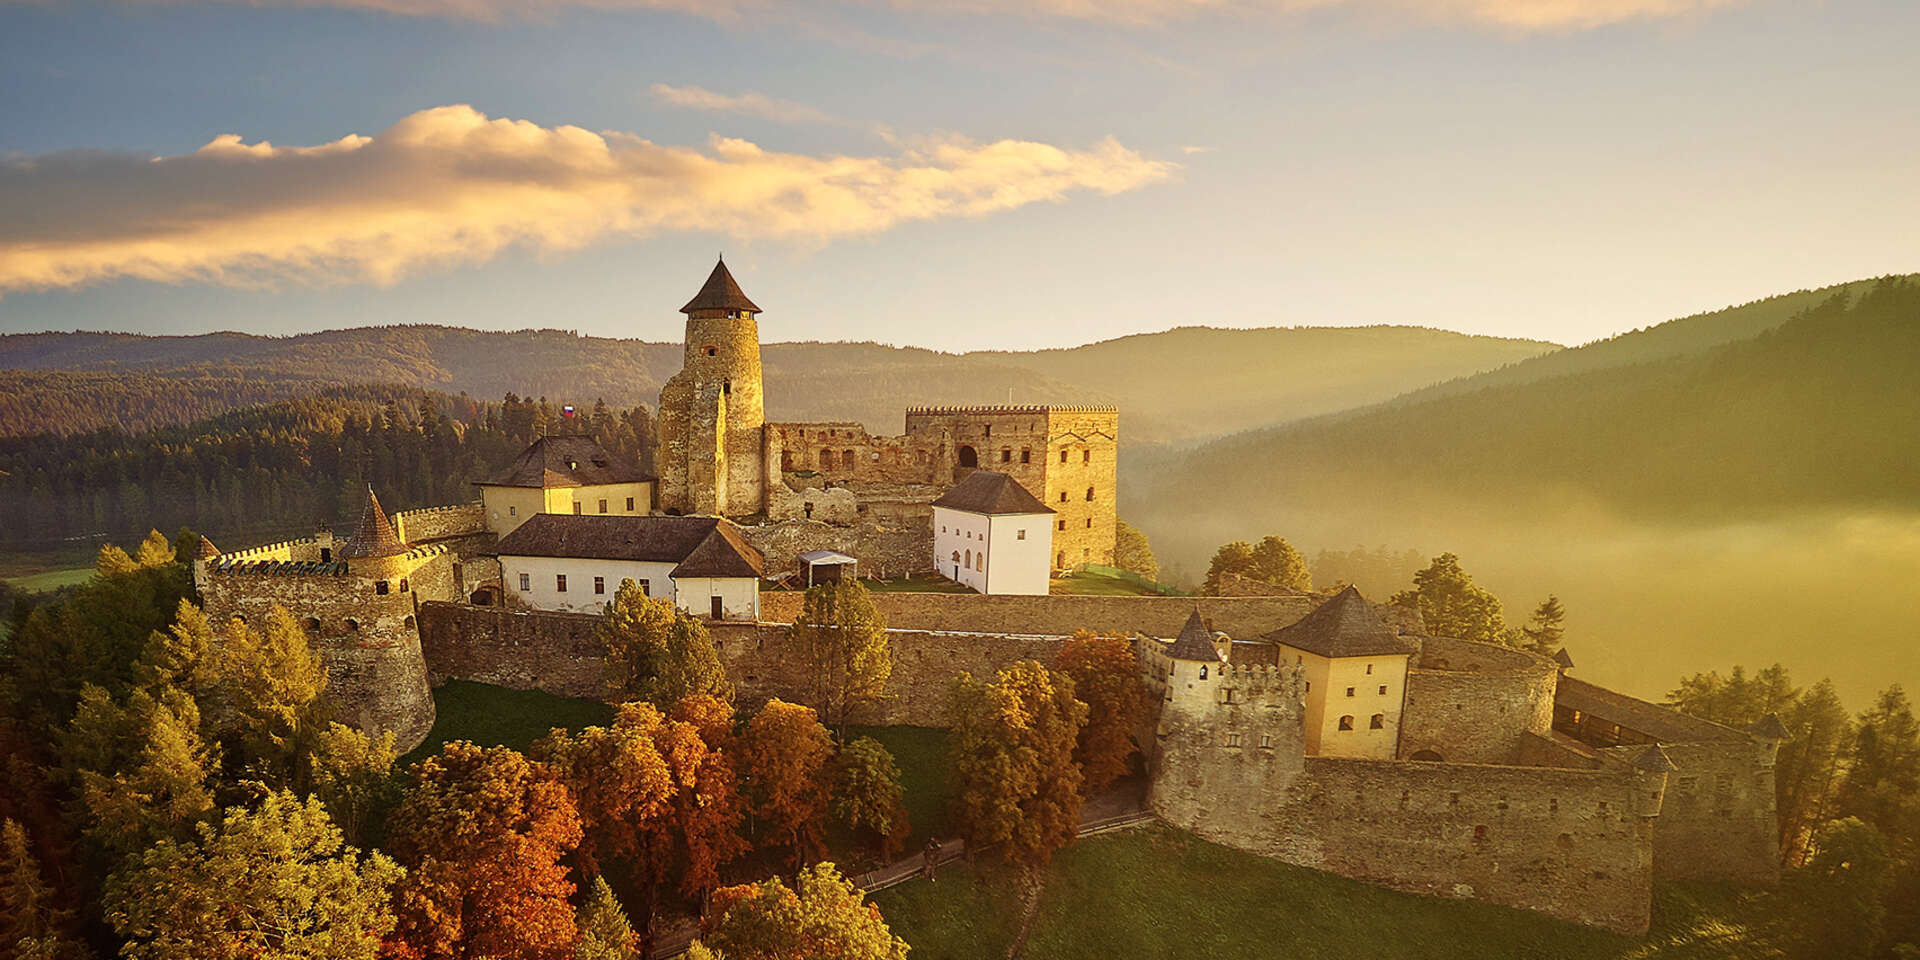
[1050,567,1182,597]
[875,823,1779,960]
[402,680,617,764]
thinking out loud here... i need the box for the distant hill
[0,324,1557,442]
[1128,277,1920,556]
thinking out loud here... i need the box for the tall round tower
[657,258,768,518]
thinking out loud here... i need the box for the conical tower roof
[338,486,405,559]
[1166,609,1222,662]
[680,258,762,315]
[195,536,222,560]
[1748,713,1791,741]
[1633,745,1678,773]
[1552,648,1575,670]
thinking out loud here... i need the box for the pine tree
[1519,595,1566,655]
[1390,553,1507,647]
[0,819,80,959]
[573,876,638,960]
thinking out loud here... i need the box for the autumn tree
[1054,632,1148,794]
[573,876,638,960]
[1,819,84,960]
[103,790,401,960]
[1201,541,1254,594]
[1519,595,1566,655]
[1390,553,1507,646]
[62,685,215,862]
[307,722,400,848]
[736,700,833,867]
[831,738,910,860]
[1113,520,1160,582]
[132,600,222,703]
[692,863,908,960]
[383,742,582,960]
[790,581,892,734]
[530,706,675,881]
[132,530,177,568]
[948,660,1088,871]
[207,605,329,788]
[599,583,732,707]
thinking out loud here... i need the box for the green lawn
[846,725,954,849]
[1050,568,1181,597]
[768,575,974,594]
[404,680,616,765]
[4,566,95,593]
[875,823,1781,960]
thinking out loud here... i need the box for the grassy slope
[402,680,616,764]
[877,824,1776,960]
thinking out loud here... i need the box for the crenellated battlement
[218,536,322,564]
[904,404,1118,415]
[392,501,487,543]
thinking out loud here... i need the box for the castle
[196,260,1786,936]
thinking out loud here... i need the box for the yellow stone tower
[657,258,768,518]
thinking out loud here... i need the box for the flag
[562,405,576,418]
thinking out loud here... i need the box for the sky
[0,0,1916,352]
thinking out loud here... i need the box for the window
[344,618,359,632]
[1338,715,1354,731]
[1060,449,1069,463]
[1366,664,1373,675]
[1020,448,1031,463]
[1057,552,1066,567]
[1199,666,1208,679]
[556,574,568,592]
[626,497,635,511]
[1226,732,1241,747]
[375,580,390,595]
[1059,491,1068,503]
[1370,714,1386,730]
[704,345,717,356]
[573,502,582,515]
[320,547,331,562]
[984,425,991,437]
[1085,518,1092,528]
[1001,448,1012,462]
[519,573,531,591]
[1378,684,1388,695]
[594,576,605,595]
[1083,450,1091,464]
[711,597,724,619]
[399,578,409,592]
[598,499,608,514]
[509,506,516,516]
[842,449,853,467]
[976,553,984,571]
[964,549,972,568]
[639,579,651,597]
[1016,529,1026,540]
[722,379,731,396]
[1057,519,1066,531]
[952,551,961,565]
[1085,486,1095,501]
[941,525,947,533]
[1260,734,1272,748]
[1346,686,1356,697]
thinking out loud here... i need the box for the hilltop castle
[196,260,1786,937]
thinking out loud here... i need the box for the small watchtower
[657,258,769,519]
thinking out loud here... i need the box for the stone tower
[657,258,768,519]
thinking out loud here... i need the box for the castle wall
[1654,741,1781,885]
[1039,407,1119,568]
[393,502,487,543]
[741,516,933,582]
[759,591,1324,641]
[1401,637,1558,764]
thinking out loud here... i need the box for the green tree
[573,875,638,960]
[791,581,891,733]
[1778,680,1855,866]
[1775,818,1895,960]
[948,660,1087,871]
[1519,595,1566,655]
[0,819,82,960]
[306,723,400,848]
[1667,664,1800,729]
[1201,541,1255,595]
[693,863,907,960]
[131,600,222,704]
[102,790,401,960]
[64,686,215,862]
[1113,520,1159,583]
[1249,536,1312,592]
[598,582,731,707]
[1054,632,1148,794]
[830,738,910,860]
[1390,553,1507,647]
[208,606,328,788]
[1836,685,1920,849]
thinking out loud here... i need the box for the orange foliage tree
[948,660,1088,871]
[692,863,908,960]
[736,700,833,867]
[1054,631,1150,794]
[382,742,582,960]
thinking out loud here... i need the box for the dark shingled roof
[195,537,222,560]
[1555,676,1749,744]
[1749,714,1791,741]
[680,258,762,315]
[1166,609,1222,662]
[1261,586,1417,659]
[493,514,764,579]
[931,470,1054,516]
[1634,745,1679,773]
[338,487,406,559]
[1552,648,1575,669]
[481,435,652,489]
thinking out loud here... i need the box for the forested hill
[0,324,1557,443]
[1129,277,1920,543]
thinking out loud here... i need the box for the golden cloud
[649,83,847,126]
[0,105,1173,294]
[43,0,1750,30]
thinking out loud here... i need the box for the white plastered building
[493,513,763,620]
[930,470,1054,595]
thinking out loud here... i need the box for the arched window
[964,549,972,568]
[704,345,718,357]
[1410,749,1443,762]
[1085,486,1095,501]
[344,618,360,632]
[975,552,984,571]
[1199,665,1208,679]
[952,551,961,565]
[842,449,854,468]
[957,445,978,468]
[1370,714,1386,730]
[1337,715,1355,731]
[303,616,321,633]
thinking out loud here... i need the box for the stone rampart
[743,515,932,582]
[393,502,487,543]
[1654,741,1782,885]
[759,592,1326,641]
[1401,637,1558,764]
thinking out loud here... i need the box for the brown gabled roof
[1262,586,1417,659]
[480,435,651,489]
[931,470,1054,516]
[680,258,762,315]
[338,487,405,559]
[1166,609,1223,662]
[1555,676,1749,744]
[492,514,763,579]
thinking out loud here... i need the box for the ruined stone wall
[766,422,943,484]
[200,550,445,752]
[393,502,487,543]
[417,601,1067,725]
[760,591,1324,640]
[742,513,933,581]
[1401,637,1558,764]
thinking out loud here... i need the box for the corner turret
[1631,745,1677,818]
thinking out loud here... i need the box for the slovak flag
[562,405,576,418]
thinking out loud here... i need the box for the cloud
[49,0,1752,32]
[649,83,846,126]
[0,105,1174,295]
[1180,145,1216,154]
